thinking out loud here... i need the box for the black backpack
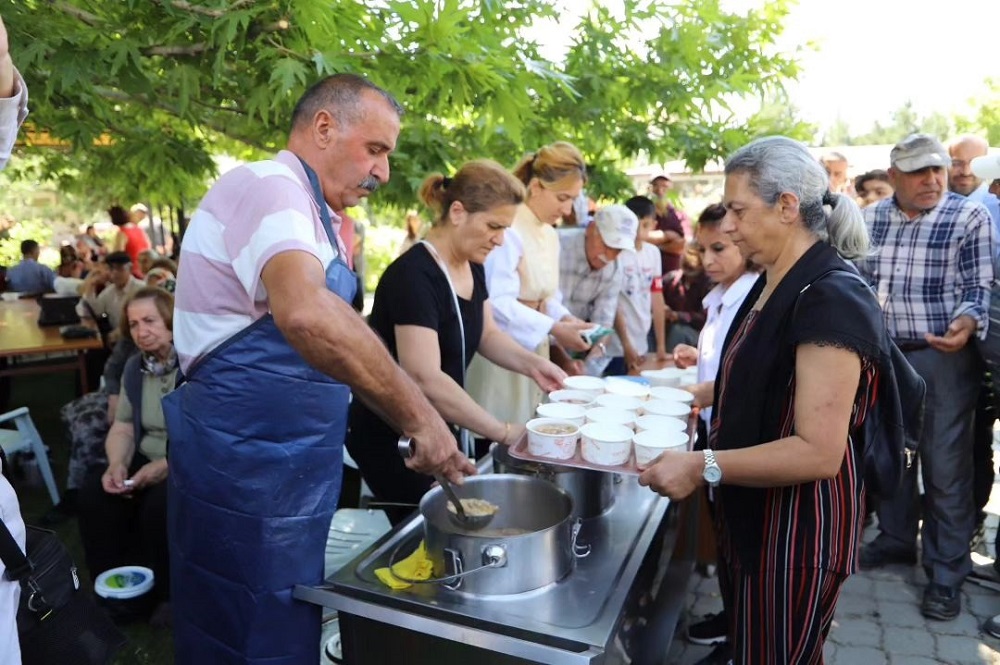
[793,270,925,498]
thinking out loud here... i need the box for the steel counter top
[295,473,671,661]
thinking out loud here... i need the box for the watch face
[704,466,723,484]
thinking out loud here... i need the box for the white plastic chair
[0,407,60,505]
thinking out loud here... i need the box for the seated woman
[347,160,566,524]
[77,286,177,623]
[639,136,881,664]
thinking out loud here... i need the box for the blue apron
[163,160,357,664]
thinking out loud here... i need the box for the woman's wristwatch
[702,449,722,487]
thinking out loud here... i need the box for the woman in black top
[348,159,566,523]
[639,136,894,663]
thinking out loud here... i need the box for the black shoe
[694,643,732,665]
[687,611,728,646]
[985,613,1000,639]
[921,583,960,621]
[859,541,917,570]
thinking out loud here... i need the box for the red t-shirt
[120,225,151,277]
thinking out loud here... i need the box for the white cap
[130,203,149,214]
[972,155,1000,181]
[592,205,639,252]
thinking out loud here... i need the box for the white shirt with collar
[697,272,758,427]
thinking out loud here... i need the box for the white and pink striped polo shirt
[173,150,346,373]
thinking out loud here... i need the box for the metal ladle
[397,436,496,531]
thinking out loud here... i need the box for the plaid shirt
[556,229,622,327]
[858,192,995,341]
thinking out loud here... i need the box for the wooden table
[0,298,103,394]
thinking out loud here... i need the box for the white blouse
[697,272,759,425]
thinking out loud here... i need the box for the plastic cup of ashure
[648,386,695,405]
[594,393,644,413]
[634,414,688,434]
[584,407,635,429]
[525,418,580,460]
[640,399,691,421]
[563,375,606,395]
[640,367,685,388]
[633,429,689,468]
[580,422,634,466]
[547,389,597,407]
[603,377,650,399]
[535,402,587,427]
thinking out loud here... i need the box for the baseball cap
[972,154,1000,181]
[130,203,149,214]
[104,251,132,266]
[593,205,639,252]
[889,134,951,173]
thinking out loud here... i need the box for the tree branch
[93,86,269,150]
[49,1,102,27]
[142,43,209,57]
[164,0,255,19]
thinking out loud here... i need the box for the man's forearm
[280,288,441,436]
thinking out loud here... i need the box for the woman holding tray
[347,159,566,524]
[639,136,892,664]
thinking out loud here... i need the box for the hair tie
[822,191,838,208]
[441,177,452,188]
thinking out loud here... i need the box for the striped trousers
[717,555,846,664]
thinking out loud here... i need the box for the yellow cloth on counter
[374,540,433,590]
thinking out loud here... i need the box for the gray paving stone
[840,575,876,598]
[888,656,941,665]
[875,598,927,629]
[883,626,935,657]
[932,610,988,638]
[830,618,882,648]
[874,578,921,603]
[835,592,879,618]
[688,595,723,617]
[695,576,720,595]
[936,634,993,665]
[831,645,887,665]
[823,641,836,663]
[968,592,1000,620]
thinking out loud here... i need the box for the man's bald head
[948,134,990,196]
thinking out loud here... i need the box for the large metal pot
[420,474,578,595]
[492,443,616,520]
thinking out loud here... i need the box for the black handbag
[0,519,126,665]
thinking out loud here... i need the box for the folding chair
[0,407,59,505]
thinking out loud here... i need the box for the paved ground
[667,441,1000,665]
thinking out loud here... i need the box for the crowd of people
[3,16,1000,664]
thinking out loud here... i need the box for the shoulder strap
[0,518,31,581]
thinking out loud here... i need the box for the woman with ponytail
[346,159,566,524]
[466,141,595,425]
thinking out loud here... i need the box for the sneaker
[694,643,733,665]
[859,541,917,570]
[687,611,728,646]
[921,583,960,621]
[984,613,1000,639]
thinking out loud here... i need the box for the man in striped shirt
[858,134,996,621]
